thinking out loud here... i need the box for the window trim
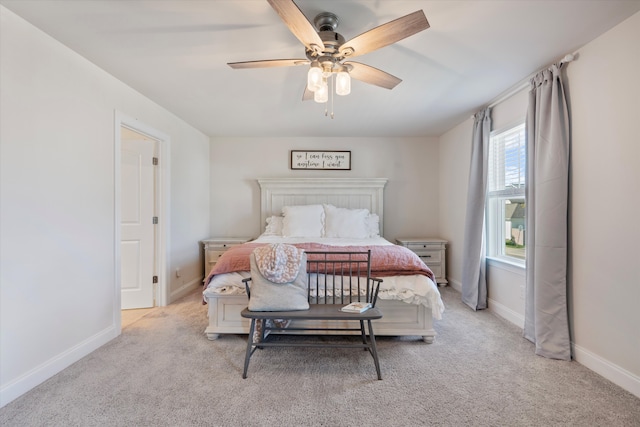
[486,121,526,267]
[486,256,526,274]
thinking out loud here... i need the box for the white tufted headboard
[258,178,388,235]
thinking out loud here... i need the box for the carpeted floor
[1,286,639,426]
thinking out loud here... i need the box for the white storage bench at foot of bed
[204,294,437,343]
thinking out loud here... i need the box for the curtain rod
[483,53,576,110]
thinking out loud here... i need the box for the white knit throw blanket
[253,243,303,284]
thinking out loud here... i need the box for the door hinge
[153,216,158,224]
[152,157,158,165]
[153,275,158,284]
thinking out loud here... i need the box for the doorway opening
[114,112,170,333]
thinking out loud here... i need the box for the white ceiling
[3,0,639,137]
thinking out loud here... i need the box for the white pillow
[282,205,325,237]
[365,213,380,237]
[263,216,284,236]
[323,204,369,239]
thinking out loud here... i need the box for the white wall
[437,117,472,291]
[565,11,640,395]
[209,137,439,241]
[0,7,209,407]
[438,11,640,397]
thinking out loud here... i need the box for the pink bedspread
[204,242,435,285]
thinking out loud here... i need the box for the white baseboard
[487,298,639,399]
[169,277,202,304]
[434,280,639,399]
[573,343,640,399]
[488,298,525,329]
[0,325,118,408]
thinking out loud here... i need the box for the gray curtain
[524,63,571,360]
[461,108,491,310]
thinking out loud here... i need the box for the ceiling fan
[228,0,430,105]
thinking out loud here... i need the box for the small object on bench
[341,302,372,313]
[241,249,383,380]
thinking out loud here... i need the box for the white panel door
[121,139,155,309]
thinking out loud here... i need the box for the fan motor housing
[314,12,339,32]
[304,12,346,59]
[320,31,345,51]
[305,30,345,60]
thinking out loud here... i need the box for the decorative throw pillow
[323,204,369,239]
[263,216,284,236]
[365,213,380,237]
[282,204,325,237]
[247,252,310,312]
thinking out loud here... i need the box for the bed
[203,178,445,343]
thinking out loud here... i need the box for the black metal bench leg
[359,320,368,350]
[367,320,382,380]
[243,319,257,379]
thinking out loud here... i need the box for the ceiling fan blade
[345,62,402,90]
[339,10,429,59]
[267,0,324,52]
[302,86,313,101]
[228,59,309,69]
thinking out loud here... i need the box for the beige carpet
[1,286,639,426]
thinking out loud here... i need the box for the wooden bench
[240,250,383,379]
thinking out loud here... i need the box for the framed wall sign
[291,150,351,170]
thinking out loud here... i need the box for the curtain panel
[524,63,571,360]
[461,108,491,310]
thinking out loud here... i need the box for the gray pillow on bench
[247,252,310,312]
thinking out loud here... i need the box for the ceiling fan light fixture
[228,1,431,116]
[307,62,323,92]
[314,81,328,103]
[335,70,351,96]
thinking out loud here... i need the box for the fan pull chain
[324,75,329,116]
[320,75,336,119]
[330,75,335,119]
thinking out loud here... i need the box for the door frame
[114,111,171,332]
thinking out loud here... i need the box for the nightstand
[396,238,448,285]
[202,237,252,277]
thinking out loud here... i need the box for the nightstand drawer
[206,242,242,251]
[208,250,227,263]
[415,250,442,263]
[406,242,442,251]
[396,238,448,285]
[202,237,252,277]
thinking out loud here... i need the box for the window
[487,123,526,263]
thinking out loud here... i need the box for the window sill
[486,256,526,275]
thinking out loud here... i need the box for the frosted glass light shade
[314,82,328,103]
[307,66,323,92]
[335,71,351,96]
